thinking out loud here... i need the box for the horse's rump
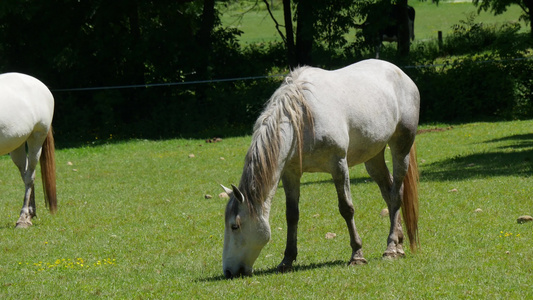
[0,72,56,227]
[294,60,419,169]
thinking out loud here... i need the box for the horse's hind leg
[10,145,34,228]
[11,137,43,228]
[365,147,405,258]
[332,157,367,265]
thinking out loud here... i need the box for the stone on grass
[380,208,389,217]
[517,215,533,224]
[325,232,336,239]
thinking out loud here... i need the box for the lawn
[0,119,532,298]
[220,1,529,44]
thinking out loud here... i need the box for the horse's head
[221,184,271,279]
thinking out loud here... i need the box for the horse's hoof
[15,221,32,229]
[382,251,405,259]
[348,258,368,266]
[277,262,294,273]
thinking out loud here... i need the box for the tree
[264,0,358,68]
[282,0,297,67]
[473,0,533,39]
[0,0,248,139]
[396,0,411,58]
[294,0,315,66]
[263,0,314,68]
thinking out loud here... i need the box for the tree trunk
[197,0,216,79]
[127,1,144,84]
[525,0,533,40]
[283,0,297,68]
[396,0,410,58]
[295,0,314,66]
[196,0,216,110]
[123,0,146,122]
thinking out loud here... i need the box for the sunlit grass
[220,1,528,45]
[0,120,532,298]
[19,257,116,272]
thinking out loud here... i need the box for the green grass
[0,120,532,298]
[220,1,529,45]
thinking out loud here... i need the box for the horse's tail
[402,143,419,252]
[40,127,57,214]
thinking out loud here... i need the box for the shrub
[408,55,532,123]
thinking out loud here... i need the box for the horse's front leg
[277,170,301,273]
[332,158,367,265]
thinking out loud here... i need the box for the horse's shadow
[197,260,347,282]
[296,133,533,184]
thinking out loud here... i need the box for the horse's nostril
[224,267,247,279]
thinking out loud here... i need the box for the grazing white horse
[222,59,420,278]
[0,73,57,228]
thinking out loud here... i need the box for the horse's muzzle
[224,266,249,279]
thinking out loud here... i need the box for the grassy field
[0,119,532,298]
[221,1,529,44]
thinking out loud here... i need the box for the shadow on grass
[421,133,533,181]
[197,260,346,282]
[296,176,372,187]
[0,223,15,230]
[293,133,532,184]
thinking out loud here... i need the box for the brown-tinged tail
[40,127,57,213]
[402,143,419,252]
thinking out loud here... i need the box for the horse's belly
[301,133,387,173]
[0,135,28,155]
[0,117,34,155]
[345,142,387,167]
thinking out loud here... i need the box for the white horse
[0,73,57,228]
[222,59,420,278]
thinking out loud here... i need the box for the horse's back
[301,59,418,125]
[0,73,54,155]
[297,60,419,169]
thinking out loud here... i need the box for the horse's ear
[220,184,233,196]
[231,184,245,204]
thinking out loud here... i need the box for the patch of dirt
[205,137,223,143]
[417,126,454,135]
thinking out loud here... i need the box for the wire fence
[51,74,286,92]
[51,56,532,92]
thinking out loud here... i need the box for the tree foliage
[0,1,530,143]
[473,0,533,38]
[264,0,362,67]
[0,0,264,142]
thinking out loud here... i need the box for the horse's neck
[241,121,296,220]
[257,151,291,220]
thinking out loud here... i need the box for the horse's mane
[239,67,313,213]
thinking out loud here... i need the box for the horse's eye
[231,224,240,231]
